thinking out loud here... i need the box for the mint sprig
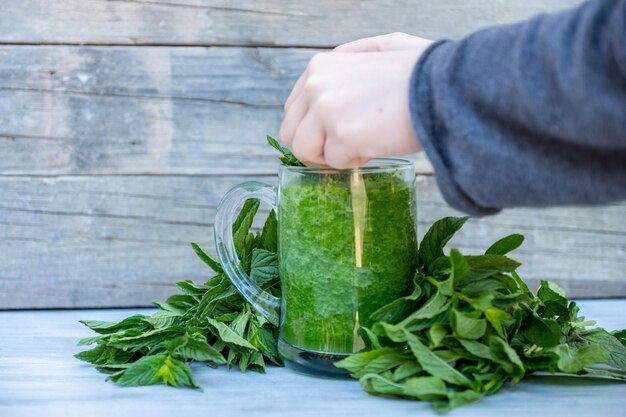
[335,217,626,412]
[266,135,304,166]
[76,200,282,387]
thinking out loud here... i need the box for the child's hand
[279,33,433,169]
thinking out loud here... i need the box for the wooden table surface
[1,299,625,417]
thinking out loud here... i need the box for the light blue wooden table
[1,299,625,417]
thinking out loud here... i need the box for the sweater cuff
[409,40,500,217]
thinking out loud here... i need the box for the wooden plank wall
[3,0,623,309]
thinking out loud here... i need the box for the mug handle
[214,182,281,326]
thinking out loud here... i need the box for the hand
[279,33,433,169]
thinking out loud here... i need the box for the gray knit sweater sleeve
[409,0,626,216]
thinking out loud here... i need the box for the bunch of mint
[76,199,282,387]
[335,216,626,412]
[76,135,626,411]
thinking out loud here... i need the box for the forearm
[410,0,626,215]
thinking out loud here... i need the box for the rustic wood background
[3,0,623,310]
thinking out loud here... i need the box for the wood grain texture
[0,175,624,309]
[0,45,433,176]
[0,0,617,312]
[0,0,580,46]
[1,302,624,417]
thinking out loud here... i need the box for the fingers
[291,111,327,167]
[284,69,307,112]
[279,91,308,148]
[285,52,327,113]
[323,135,360,170]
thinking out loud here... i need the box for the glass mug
[214,158,418,376]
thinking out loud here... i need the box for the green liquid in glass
[278,170,418,354]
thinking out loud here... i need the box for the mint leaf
[79,315,149,335]
[451,309,487,340]
[146,311,183,329]
[190,243,224,274]
[260,209,278,253]
[360,373,405,396]
[463,255,521,282]
[232,199,260,263]
[612,329,626,346]
[255,325,281,365]
[392,362,423,381]
[399,290,448,326]
[369,277,423,324]
[116,354,200,388]
[77,336,103,346]
[161,294,197,310]
[109,326,187,350]
[449,248,470,284]
[402,376,448,398]
[207,317,258,351]
[521,314,562,347]
[580,328,626,370]
[484,308,511,338]
[114,354,167,386]
[74,344,134,365]
[249,248,279,287]
[428,323,447,347]
[485,234,524,255]
[172,335,226,364]
[553,343,606,374]
[489,336,524,379]
[230,306,251,338]
[417,216,468,273]
[537,280,569,318]
[458,339,493,360]
[335,347,408,378]
[267,135,304,166]
[175,280,208,297]
[404,331,473,387]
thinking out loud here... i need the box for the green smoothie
[278,169,418,354]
